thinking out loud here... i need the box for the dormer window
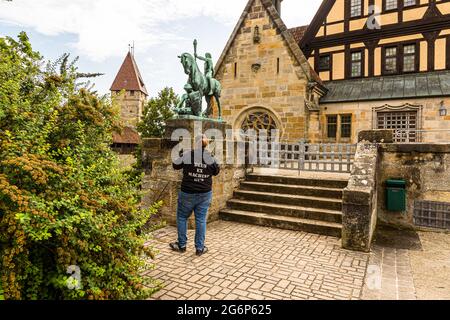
[350,0,362,18]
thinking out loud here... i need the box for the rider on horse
[195,52,214,96]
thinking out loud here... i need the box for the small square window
[385,0,398,11]
[404,0,416,7]
[350,0,362,17]
[318,55,331,71]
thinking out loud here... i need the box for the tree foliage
[0,32,160,300]
[137,87,178,138]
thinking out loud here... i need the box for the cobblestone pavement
[144,221,369,300]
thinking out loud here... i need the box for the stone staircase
[219,173,349,238]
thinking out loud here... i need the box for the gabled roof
[112,126,141,145]
[299,0,336,53]
[320,70,450,103]
[288,25,308,43]
[215,0,323,87]
[110,52,148,95]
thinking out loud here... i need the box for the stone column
[341,130,392,252]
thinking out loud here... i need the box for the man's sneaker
[196,246,208,256]
[170,242,186,253]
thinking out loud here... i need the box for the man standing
[170,134,220,256]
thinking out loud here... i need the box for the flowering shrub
[0,33,160,300]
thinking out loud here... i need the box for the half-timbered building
[217,0,450,143]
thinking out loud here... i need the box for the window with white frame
[350,51,363,77]
[403,44,416,73]
[385,0,398,10]
[404,0,416,7]
[350,0,362,17]
[384,46,398,74]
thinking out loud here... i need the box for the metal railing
[255,141,357,173]
[393,129,450,143]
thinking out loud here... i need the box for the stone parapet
[377,143,450,229]
[342,143,379,252]
[358,130,393,143]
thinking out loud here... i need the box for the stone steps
[220,173,348,238]
[220,209,342,238]
[227,199,342,223]
[240,181,343,199]
[233,190,343,211]
[246,174,349,189]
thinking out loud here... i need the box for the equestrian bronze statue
[175,40,222,120]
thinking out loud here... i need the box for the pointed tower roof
[110,52,148,95]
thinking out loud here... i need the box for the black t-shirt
[173,149,220,194]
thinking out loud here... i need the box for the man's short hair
[195,134,208,148]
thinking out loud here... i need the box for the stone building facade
[214,0,326,142]
[216,0,450,144]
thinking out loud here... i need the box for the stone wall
[112,90,146,128]
[342,142,379,252]
[215,0,311,141]
[118,154,137,170]
[377,144,450,229]
[140,137,246,228]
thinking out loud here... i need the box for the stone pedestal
[141,118,244,229]
[164,117,232,141]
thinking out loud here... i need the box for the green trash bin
[386,179,406,212]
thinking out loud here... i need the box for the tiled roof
[288,25,308,43]
[110,52,148,95]
[320,71,450,103]
[112,126,141,145]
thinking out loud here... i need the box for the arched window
[241,111,278,133]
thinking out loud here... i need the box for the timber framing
[299,0,450,81]
[304,14,450,52]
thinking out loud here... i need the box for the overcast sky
[0,0,322,96]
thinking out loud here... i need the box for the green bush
[0,33,161,300]
[137,87,178,138]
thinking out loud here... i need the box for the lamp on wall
[439,101,448,117]
[253,26,261,44]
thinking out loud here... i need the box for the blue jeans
[176,191,213,250]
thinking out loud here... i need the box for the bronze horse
[178,52,222,119]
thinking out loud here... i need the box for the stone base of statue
[164,117,231,141]
[140,118,243,229]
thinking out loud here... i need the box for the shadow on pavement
[373,225,423,251]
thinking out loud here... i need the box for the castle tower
[110,51,148,128]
